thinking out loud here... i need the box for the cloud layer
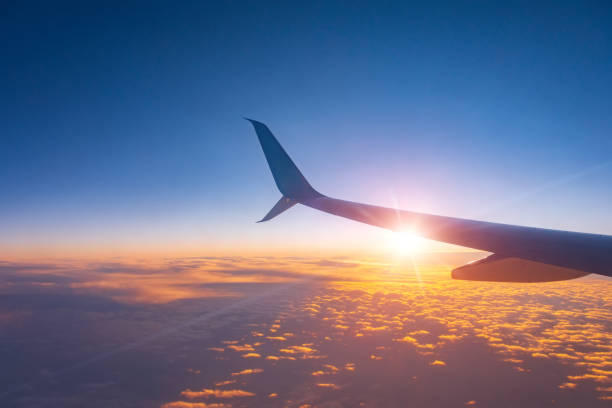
[0,256,609,407]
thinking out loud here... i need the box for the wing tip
[244,117,263,126]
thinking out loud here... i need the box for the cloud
[2,255,610,406]
[180,388,255,399]
[214,380,236,386]
[0,256,400,305]
[312,364,339,376]
[279,345,315,354]
[266,336,286,341]
[226,344,254,352]
[161,402,231,408]
[316,383,340,390]
[231,368,263,376]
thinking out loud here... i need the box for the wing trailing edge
[451,253,589,282]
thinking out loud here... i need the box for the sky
[2,1,612,259]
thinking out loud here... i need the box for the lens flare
[391,230,423,256]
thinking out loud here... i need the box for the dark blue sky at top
[2,1,612,253]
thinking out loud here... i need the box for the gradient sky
[2,1,612,258]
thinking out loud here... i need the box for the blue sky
[2,1,612,257]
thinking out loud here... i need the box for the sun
[390,230,423,256]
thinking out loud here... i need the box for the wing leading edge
[247,119,612,282]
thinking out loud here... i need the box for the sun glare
[391,230,423,256]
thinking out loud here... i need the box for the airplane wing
[246,119,612,282]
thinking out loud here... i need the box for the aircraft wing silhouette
[247,119,612,282]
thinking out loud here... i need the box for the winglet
[258,196,297,223]
[246,119,321,201]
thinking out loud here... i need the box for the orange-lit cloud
[214,380,236,387]
[180,388,255,399]
[231,368,263,376]
[161,402,231,408]
[316,383,340,390]
[227,344,255,352]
